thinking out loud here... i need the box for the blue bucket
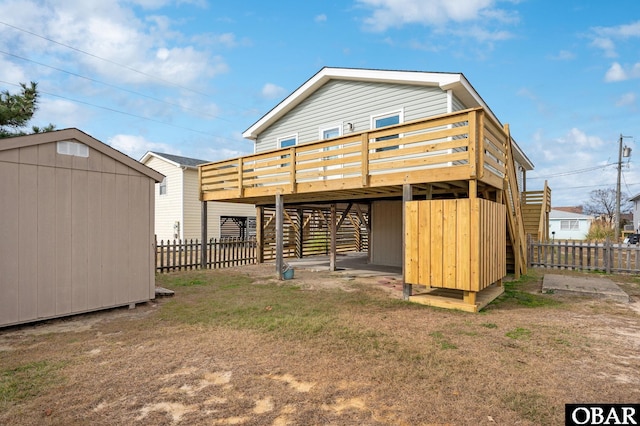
[283,267,294,280]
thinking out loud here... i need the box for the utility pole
[615,134,633,241]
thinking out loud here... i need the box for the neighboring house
[0,129,164,327]
[199,67,545,312]
[549,209,593,240]
[141,152,256,242]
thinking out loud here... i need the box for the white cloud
[616,92,636,107]
[356,0,514,32]
[315,14,327,23]
[605,62,627,82]
[549,50,576,61]
[261,83,286,99]
[605,62,640,82]
[589,20,640,58]
[108,134,175,160]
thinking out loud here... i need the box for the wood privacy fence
[528,239,640,274]
[155,237,257,273]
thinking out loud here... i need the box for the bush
[586,220,615,242]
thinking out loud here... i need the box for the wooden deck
[199,108,508,205]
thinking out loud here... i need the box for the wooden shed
[0,129,164,327]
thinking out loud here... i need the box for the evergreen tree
[0,82,55,138]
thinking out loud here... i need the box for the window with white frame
[278,134,297,167]
[371,110,403,152]
[560,219,579,230]
[57,140,89,157]
[159,177,167,195]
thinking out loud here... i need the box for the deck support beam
[296,208,304,258]
[330,203,337,271]
[256,206,264,263]
[276,193,284,280]
[201,201,208,269]
[402,184,413,300]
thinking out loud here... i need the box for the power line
[0,49,233,123]
[528,163,618,179]
[0,20,214,99]
[0,79,240,141]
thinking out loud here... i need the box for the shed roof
[1,128,164,182]
[242,66,534,170]
[140,151,209,169]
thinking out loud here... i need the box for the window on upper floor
[371,110,403,152]
[278,134,297,167]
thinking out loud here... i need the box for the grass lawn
[1,265,639,425]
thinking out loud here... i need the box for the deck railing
[200,107,508,202]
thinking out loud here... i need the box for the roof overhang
[242,67,534,171]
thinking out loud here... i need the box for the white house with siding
[141,152,256,242]
[242,67,534,267]
[548,209,593,240]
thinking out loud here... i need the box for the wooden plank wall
[405,199,506,292]
[260,206,368,261]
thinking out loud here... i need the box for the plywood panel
[114,174,130,304]
[71,169,89,312]
[128,176,148,301]
[0,161,20,325]
[55,167,72,315]
[100,173,116,307]
[18,164,38,321]
[37,166,57,318]
[87,171,102,310]
[38,143,56,167]
[19,145,38,165]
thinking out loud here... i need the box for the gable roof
[241,66,534,170]
[0,128,164,182]
[140,151,210,169]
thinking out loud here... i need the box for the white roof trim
[140,151,182,168]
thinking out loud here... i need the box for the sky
[0,0,639,208]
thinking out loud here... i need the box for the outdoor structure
[0,129,164,327]
[629,193,640,233]
[141,152,256,242]
[548,209,594,240]
[199,67,550,312]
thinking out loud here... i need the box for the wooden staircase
[503,128,551,278]
[521,182,551,243]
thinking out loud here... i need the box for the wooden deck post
[402,184,413,300]
[200,201,208,269]
[276,194,284,280]
[330,203,337,271]
[256,206,264,264]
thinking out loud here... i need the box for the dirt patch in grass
[1,265,639,425]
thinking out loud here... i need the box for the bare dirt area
[1,265,639,426]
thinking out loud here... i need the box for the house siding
[256,80,448,152]
[145,156,184,242]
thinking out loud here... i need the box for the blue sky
[1,0,639,207]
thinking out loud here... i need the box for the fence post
[605,237,611,274]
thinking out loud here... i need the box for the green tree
[0,81,55,138]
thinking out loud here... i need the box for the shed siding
[256,80,448,152]
[370,200,403,267]
[0,141,157,327]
